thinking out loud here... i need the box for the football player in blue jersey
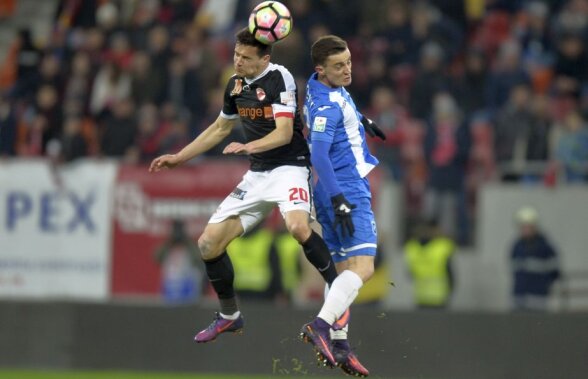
[299,35,386,377]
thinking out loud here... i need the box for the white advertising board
[0,159,116,300]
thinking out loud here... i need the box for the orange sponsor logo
[238,106,264,120]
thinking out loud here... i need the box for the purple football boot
[194,312,244,343]
[300,317,336,367]
[332,339,370,377]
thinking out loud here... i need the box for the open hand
[223,142,250,155]
[149,154,181,172]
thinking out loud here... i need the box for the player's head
[311,35,351,88]
[234,27,272,79]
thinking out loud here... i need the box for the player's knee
[198,234,222,261]
[361,265,375,282]
[286,220,311,243]
[349,261,375,282]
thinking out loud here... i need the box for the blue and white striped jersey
[304,73,378,184]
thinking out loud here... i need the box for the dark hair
[235,27,272,57]
[311,35,348,66]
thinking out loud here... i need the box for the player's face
[317,48,352,88]
[234,43,269,79]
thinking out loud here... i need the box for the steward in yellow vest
[404,221,455,308]
[226,226,301,300]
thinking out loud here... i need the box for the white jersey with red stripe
[221,63,310,171]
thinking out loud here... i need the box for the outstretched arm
[223,116,294,155]
[149,115,237,172]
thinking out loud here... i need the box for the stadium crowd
[1,0,587,245]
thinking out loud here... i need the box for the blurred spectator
[145,25,172,95]
[287,0,327,45]
[158,109,192,156]
[455,47,490,118]
[162,0,197,25]
[98,97,136,159]
[510,206,560,311]
[130,51,164,107]
[89,61,131,118]
[486,40,531,112]
[60,116,88,162]
[28,84,63,155]
[431,0,467,29]
[133,103,162,163]
[179,24,221,97]
[551,0,588,39]
[55,0,98,29]
[553,109,588,182]
[0,95,17,156]
[81,27,107,67]
[515,1,555,70]
[154,219,203,304]
[404,218,456,309]
[468,114,496,185]
[351,53,396,109]
[409,1,464,65]
[525,94,553,175]
[11,40,53,102]
[422,92,471,244]
[493,84,550,181]
[319,0,361,38]
[63,52,94,115]
[378,0,413,68]
[128,0,160,50]
[552,31,588,98]
[103,32,134,69]
[164,55,205,117]
[15,29,42,84]
[363,86,411,180]
[409,41,454,120]
[35,54,65,99]
[96,1,122,37]
[580,84,588,120]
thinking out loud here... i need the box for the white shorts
[209,165,312,233]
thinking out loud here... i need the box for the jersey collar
[244,63,274,84]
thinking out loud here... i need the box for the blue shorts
[314,178,377,263]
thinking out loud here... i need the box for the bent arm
[175,115,237,164]
[245,116,294,154]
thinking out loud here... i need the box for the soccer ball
[248,1,293,45]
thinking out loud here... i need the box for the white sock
[318,270,363,325]
[220,311,241,320]
[331,325,348,340]
[325,283,350,340]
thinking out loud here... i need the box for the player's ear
[315,65,324,75]
[262,54,270,64]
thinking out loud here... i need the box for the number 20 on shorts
[289,187,309,203]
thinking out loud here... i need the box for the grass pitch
[0,370,341,379]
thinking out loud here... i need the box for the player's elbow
[277,128,293,146]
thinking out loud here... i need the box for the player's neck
[246,62,271,81]
[318,75,339,89]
